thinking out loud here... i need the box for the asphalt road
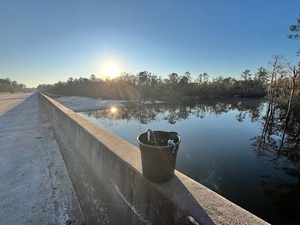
[0,92,33,116]
[0,93,85,224]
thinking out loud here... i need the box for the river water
[77,98,300,225]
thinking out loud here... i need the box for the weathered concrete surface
[40,92,270,225]
[0,93,85,225]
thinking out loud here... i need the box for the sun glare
[109,106,118,114]
[103,62,120,78]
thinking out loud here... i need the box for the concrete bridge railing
[39,92,269,225]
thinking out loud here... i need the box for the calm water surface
[77,99,300,225]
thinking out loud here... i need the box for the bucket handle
[168,139,177,154]
[146,129,152,142]
[146,129,179,154]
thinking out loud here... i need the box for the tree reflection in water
[83,98,262,126]
[81,98,300,224]
[252,100,300,223]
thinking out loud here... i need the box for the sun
[103,62,120,78]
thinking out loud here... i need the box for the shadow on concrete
[153,174,215,225]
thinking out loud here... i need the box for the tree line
[37,69,264,100]
[37,56,298,102]
[0,78,27,93]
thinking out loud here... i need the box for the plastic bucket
[137,131,181,183]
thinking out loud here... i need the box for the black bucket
[137,130,181,183]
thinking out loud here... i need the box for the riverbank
[51,95,163,112]
[51,95,127,112]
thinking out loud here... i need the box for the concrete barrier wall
[39,93,269,225]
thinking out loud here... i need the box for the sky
[1,0,300,88]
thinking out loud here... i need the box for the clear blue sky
[1,0,299,88]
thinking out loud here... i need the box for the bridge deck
[0,93,84,225]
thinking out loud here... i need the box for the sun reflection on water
[109,106,118,114]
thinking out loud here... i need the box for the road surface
[0,93,85,224]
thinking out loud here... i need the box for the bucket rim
[137,130,181,147]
